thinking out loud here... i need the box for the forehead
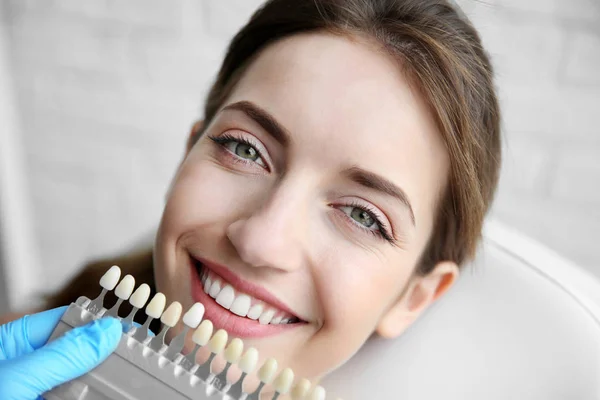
[226,33,449,231]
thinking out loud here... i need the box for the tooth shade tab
[99,265,121,290]
[182,302,204,328]
[273,368,294,394]
[223,338,244,363]
[238,347,259,373]
[308,386,326,400]
[114,274,135,300]
[129,283,151,309]
[258,358,278,383]
[291,378,312,399]
[192,320,213,346]
[145,293,166,319]
[161,301,183,327]
[208,329,228,354]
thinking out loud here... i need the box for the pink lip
[188,256,304,339]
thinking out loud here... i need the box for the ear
[186,120,205,154]
[376,261,459,339]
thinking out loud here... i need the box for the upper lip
[192,255,304,321]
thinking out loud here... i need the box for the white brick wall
[1,0,599,294]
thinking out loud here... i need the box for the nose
[226,183,307,272]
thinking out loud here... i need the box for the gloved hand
[0,306,122,400]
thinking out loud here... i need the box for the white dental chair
[322,219,600,400]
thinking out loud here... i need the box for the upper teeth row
[201,273,293,325]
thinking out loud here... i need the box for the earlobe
[375,261,459,339]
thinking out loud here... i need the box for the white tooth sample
[224,338,244,363]
[208,329,228,354]
[145,293,167,319]
[280,318,290,324]
[192,320,213,346]
[209,279,222,298]
[216,284,235,309]
[230,294,251,317]
[99,265,121,290]
[182,302,205,328]
[273,368,294,394]
[270,315,283,325]
[308,385,326,400]
[247,304,263,320]
[161,301,183,327]
[203,277,212,294]
[238,347,259,373]
[114,274,135,300]
[258,358,278,384]
[291,378,311,399]
[129,284,151,308]
[258,308,276,325]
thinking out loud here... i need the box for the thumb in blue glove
[0,306,122,400]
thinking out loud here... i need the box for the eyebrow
[344,166,416,227]
[222,101,290,146]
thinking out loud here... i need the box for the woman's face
[154,33,455,385]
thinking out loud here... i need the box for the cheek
[161,159,260,233]
[319,249,411,332]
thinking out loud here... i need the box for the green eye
[234,143,259,161]
[350,207,375,227]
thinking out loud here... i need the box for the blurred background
[0,0,599,313]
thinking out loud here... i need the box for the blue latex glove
[0,306,122,400]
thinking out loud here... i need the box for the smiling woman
[41,0,500,394]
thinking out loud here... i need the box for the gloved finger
[0,306,68,360]
[2,317,121,397]
[26,306,68,350]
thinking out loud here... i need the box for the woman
[0,0,501,397]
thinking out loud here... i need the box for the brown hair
[47,0,500,309]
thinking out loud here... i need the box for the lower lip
[189,258,301,339]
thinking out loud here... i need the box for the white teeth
[230,294,251,317]
[247,304,263,320]
[203,277,212,294]
[209,279,221,298]
[259,309,276,325]
[216,285,235,309]
[201,271,297,324]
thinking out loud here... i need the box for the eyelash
[341,200,395,243]
[209,133,395,244]
[208,133,268,169]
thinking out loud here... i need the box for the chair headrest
[322,220,600,399]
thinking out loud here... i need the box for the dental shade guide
[122,283,150,326]
[43,266,341,400]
